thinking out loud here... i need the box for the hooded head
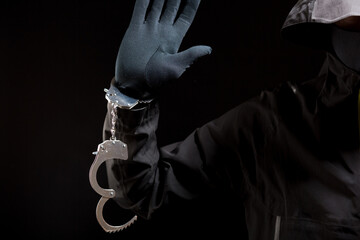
[282,0,360,72]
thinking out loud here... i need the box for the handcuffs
[89,84,152,233]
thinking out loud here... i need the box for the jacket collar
[294,53,360,150]
[317,53,360,107]
[301,53,360,110]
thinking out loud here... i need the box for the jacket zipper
[274,216,281,240]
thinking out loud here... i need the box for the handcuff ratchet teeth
[89,86,138,233]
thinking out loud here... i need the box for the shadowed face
[331,17,360,73]
[335,16,360,31]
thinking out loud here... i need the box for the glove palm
[115,0,212,99]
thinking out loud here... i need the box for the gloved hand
[115,0,212,100]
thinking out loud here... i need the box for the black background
[1,0,326,239]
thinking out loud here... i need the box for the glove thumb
[175,45,213,69]
[146,45,212,90]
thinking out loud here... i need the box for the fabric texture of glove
[115,0,212,100]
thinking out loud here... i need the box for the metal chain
[110,103,118,140]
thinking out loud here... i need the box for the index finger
[175,0,201,27]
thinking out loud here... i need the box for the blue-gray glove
[115,0,212,100]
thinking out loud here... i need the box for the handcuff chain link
[110,103,118,141]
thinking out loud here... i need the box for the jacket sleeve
[104,84,275,219]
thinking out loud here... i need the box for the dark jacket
[104,0,360,239]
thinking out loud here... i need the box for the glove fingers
[177,0,201,25]
[146,0,165,22]
[161,0,181,24]
[174,0,201,33]
[130,0,150,25]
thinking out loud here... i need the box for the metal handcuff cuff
[89,84,152,233]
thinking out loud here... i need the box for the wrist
[107,78,154,110]
[114,76,155,101]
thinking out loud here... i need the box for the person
[101,0,360,238]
